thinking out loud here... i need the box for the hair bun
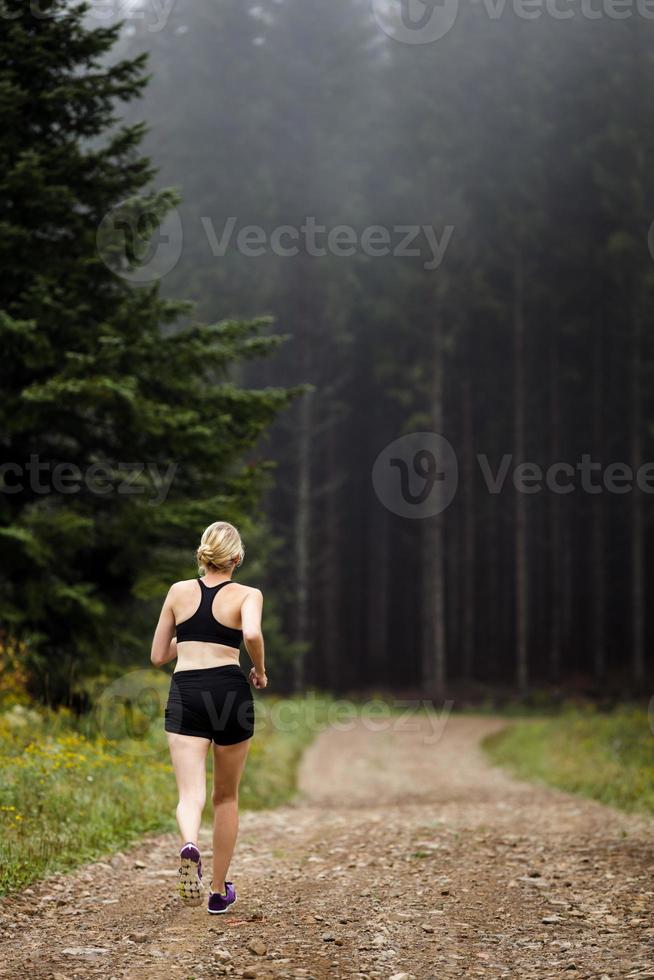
[196,522,245,572]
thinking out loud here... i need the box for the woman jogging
[150,521,267,913]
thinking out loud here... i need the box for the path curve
[1,716,653,980]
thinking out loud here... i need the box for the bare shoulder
[168,578,199,597]
[236,584,263,602]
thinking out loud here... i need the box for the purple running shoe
[178,841,204,906]
[207,880,237,914]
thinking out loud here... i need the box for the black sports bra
[175,579,243,649]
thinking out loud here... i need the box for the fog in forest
[114,0,654,697]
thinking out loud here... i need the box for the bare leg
[212,738,251,892]
[166,732,211,845]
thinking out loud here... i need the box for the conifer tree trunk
[367,503,390,686]
[549,330,562,680]
[631,309,645,684]
[293,388,313,691]
[462,372,475,679]
[487,491,501,681]
[514,252,529,693]
[592,316,606,678]
[321,420,340,688]
[421,327,447,698]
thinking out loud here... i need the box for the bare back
[171,577,251,672]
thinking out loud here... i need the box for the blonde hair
[196,521,244,573]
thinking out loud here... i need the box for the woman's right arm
[150,586,177,668]
[241,588,267,689]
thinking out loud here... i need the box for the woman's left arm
[150,586,177,668]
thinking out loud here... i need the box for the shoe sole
[207,895,237,915]
[178,857,204,906]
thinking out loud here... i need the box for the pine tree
[0,0,296,701]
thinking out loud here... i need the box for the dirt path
[1,716,653,980]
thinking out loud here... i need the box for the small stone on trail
[421,924,434,933]
[389,973,413,980]
[128,931,149,943]
[322,933,335,942]
[213,947,232,963]
[248,938,267,956]
[133,860,146,869]
[243,970,258,979]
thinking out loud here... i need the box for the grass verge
[0,675,330,895]
[483,705,654,815]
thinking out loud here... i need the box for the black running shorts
[164,664,254,745]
